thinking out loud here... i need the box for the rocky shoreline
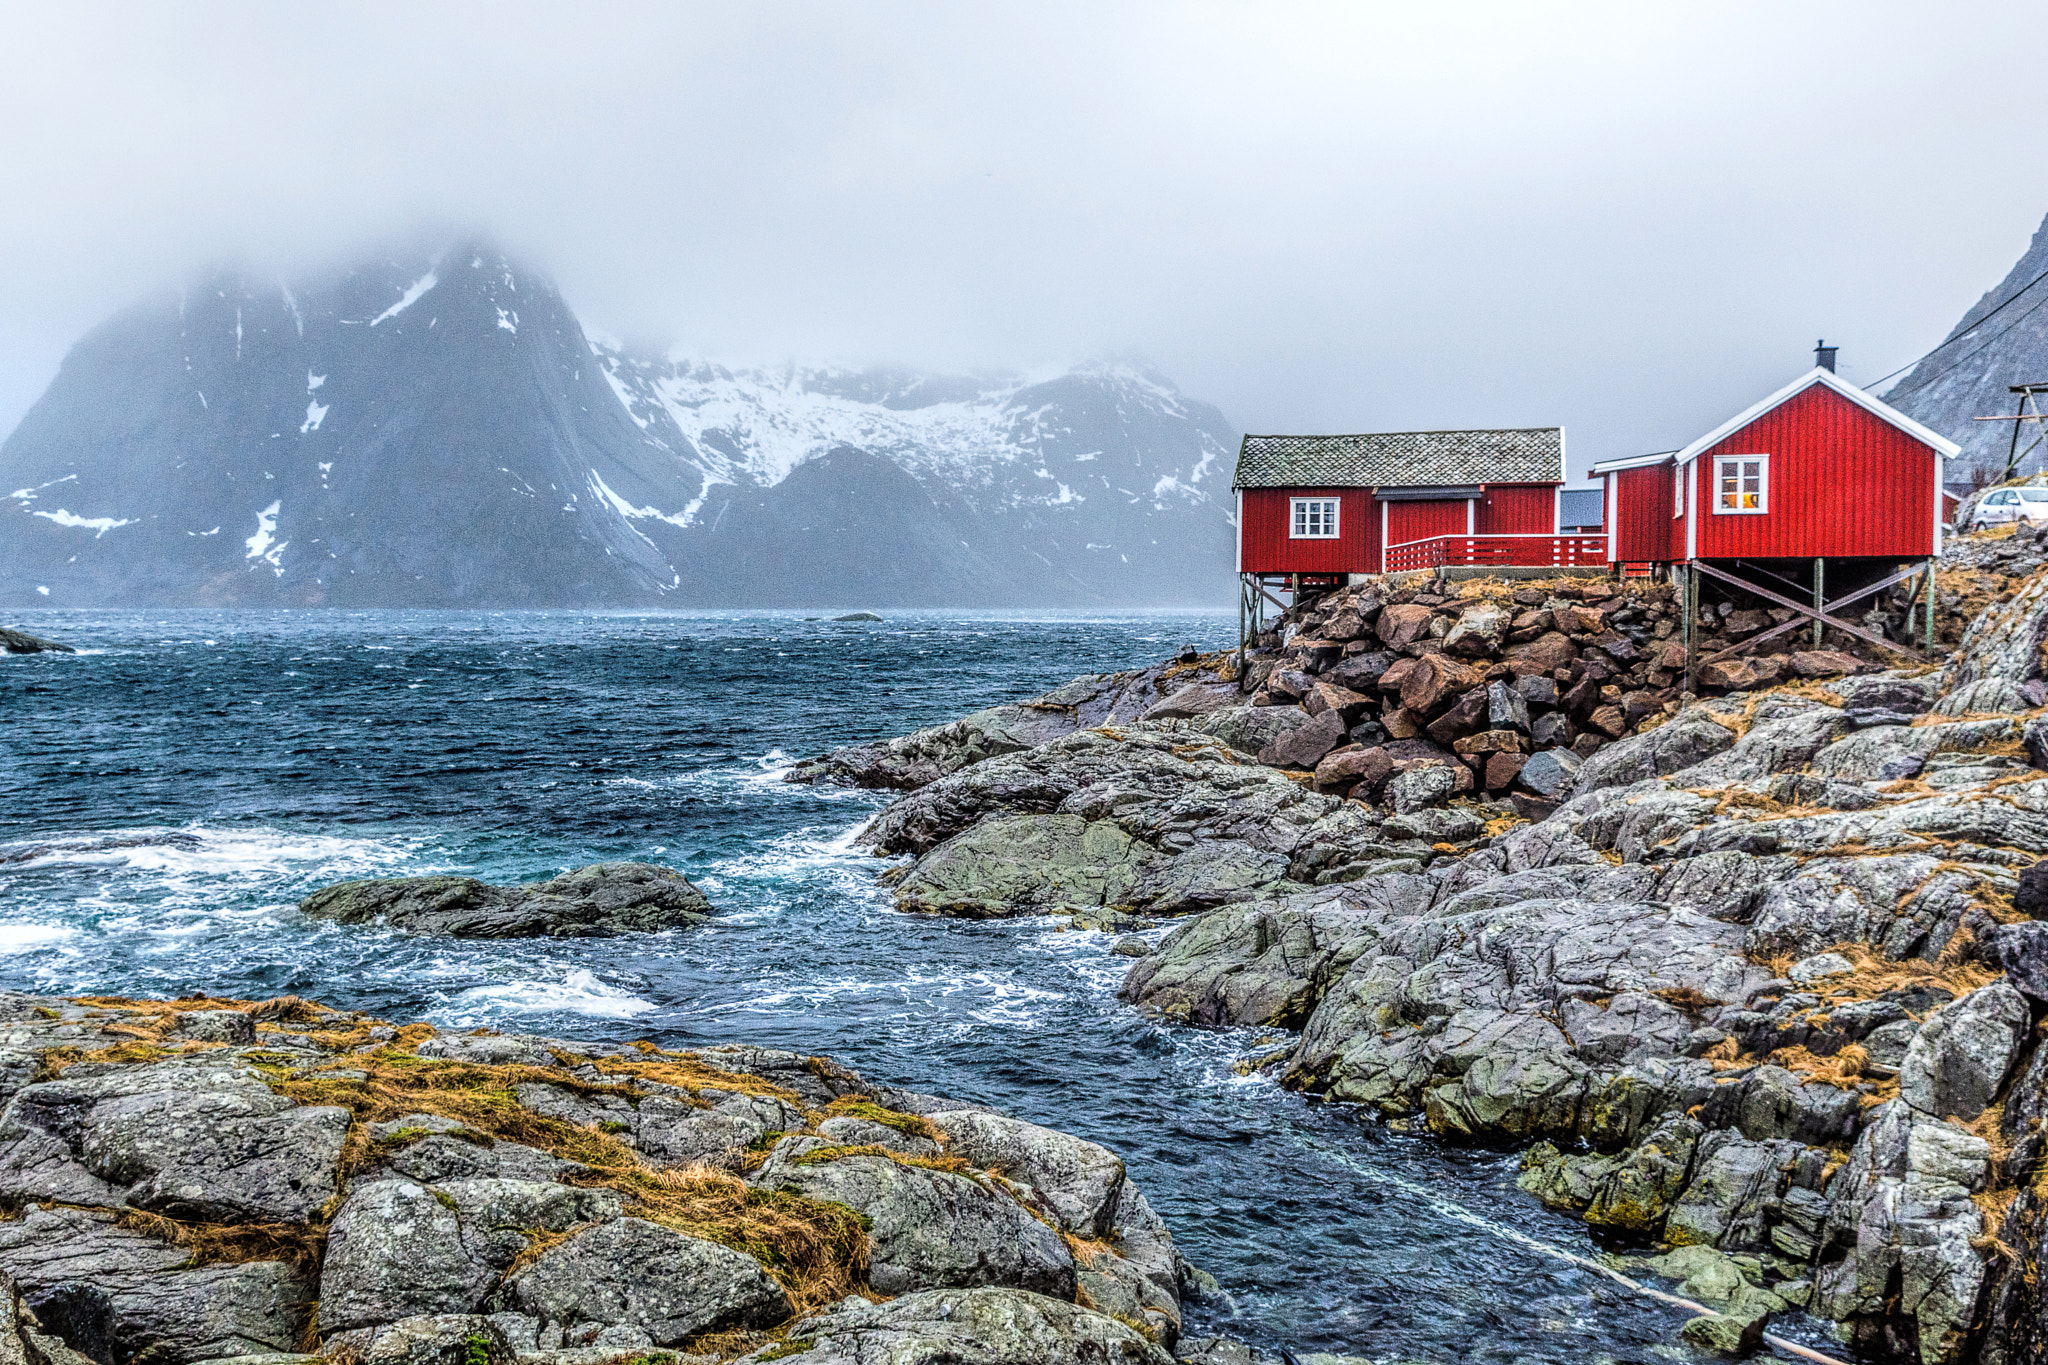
[0,991,1193,1365]
[786,557,2048,1363]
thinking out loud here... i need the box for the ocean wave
[0,825,425,880]
[445,968,656,1021]
[0,924,76,953]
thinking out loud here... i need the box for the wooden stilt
[1682,562,1699,696]
[1924,560,1937,653]
[1812,558,1825,650]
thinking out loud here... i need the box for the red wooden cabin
[1231,428,1592,592]
[1587,365,1959,674]
[1587,367,1956,566]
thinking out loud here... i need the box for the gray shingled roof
[1232,428,1563,489]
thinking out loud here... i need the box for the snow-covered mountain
[0,240,1237,608]
[1887,207,2048,481]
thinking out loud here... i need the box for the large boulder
[493,1217,790,1345]
[1571,709,1736,793]
[732,1288,1173,1365]
[0,1055,347,1222]
[1940,568,2048,709]
[0,1205,311,1364]
[1899,983,2030,1121]
[752,1144,1074,1298]
[319,1178,622,1331]
[891,814,1156,918]
[298,862,713,937]
[927,1110,1126,1238]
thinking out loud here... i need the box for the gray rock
[1256,708,1347,769]
[731,1287,1173,1365]
[494,1218,789,1345]
[1138,683,1241,721]
[1899,982,2029,1120]
[0,1055,347,1222]
[752,1145,1074,1298]
[1942,570,2048,702]
[1117,887,1415,1028]
[928,1109,1126,1237]
[299,861,713,937]
[1111,935,1150,957]
[170,1011,256,1045]
[0,1205,311,1364]
[1786,952,1853,986]
[0,629,74,655]
[1516,748,1582,799]
[344,1315,517,1365]
[1571,709,1735,794]
[1486,679,1531,733]
[318,1181,493,1330]
[892,814,1156,918]
[1385,765,1457,813]
[1986,920,2048,1002]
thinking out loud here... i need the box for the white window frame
[1712,454,1769,515]
[1289,496,1340,539]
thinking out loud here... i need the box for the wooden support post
[1237,575,1247,693]
[1683,563,1699,696]
[1812,558,1825,650]
[1924,560,1937,653]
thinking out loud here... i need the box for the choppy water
[0,610,1850,1363]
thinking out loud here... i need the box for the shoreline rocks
[298,862,714,938]
[0,991,1188,1365]
[788,563,2048,1363]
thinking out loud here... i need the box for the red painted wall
[1476,484,1557,536]
[1628,385,1938,561]
[1612,465,1677,561]
[1386,500,1469,553]
[1239,487,1378,574]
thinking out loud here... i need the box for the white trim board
[1672,367,1962,467]
[1589,450,1679,475]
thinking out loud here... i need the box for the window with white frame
[1290,497,1340,538]
[1713,455,1769,514]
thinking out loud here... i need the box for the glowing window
[1714,455,1768,514]
[1290,497,1340,538]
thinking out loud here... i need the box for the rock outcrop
[298,862,714,938]
[0,992,1186,1365]
[807,564,2048,1362]
[0,629,71,655]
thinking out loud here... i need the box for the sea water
[0,609,1853,1362]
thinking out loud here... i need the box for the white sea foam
[0,924,74,952]
[0,826,420,880]
[451,969,654,1019]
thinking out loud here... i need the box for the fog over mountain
[1887,207,2048,484]
[0,242,1236,608]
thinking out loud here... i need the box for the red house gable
[1592,368,1960,565]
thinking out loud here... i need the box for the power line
[1870,259,2048,395]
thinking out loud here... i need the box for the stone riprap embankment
[0,993,1187,1365]
[790,575,1907,825]
[298,862,715,938]
[789,566,2048,1362]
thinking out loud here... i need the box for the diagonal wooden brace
[1692,560,1929,664]
[1701,562,1927,662]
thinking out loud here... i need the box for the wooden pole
[1924,560,1938,652]
[1812,558,1825,650]
[1237,575,1247,692]
[1683,562,1699,695]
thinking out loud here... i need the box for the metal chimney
[1815,340,1838,372]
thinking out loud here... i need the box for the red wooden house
[1587,364,1958,667]
[1588,366,1954,565]
[1232,428,1595,598]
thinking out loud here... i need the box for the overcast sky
[3,2,2045,475]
